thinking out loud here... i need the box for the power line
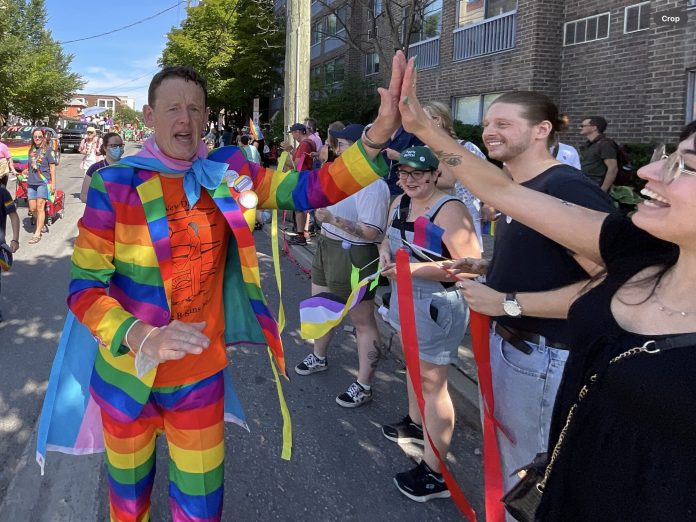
[58,1,186,44]
[101,69,161,91]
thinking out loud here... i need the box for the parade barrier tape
[396,249,477,521]
[470,311,506,522]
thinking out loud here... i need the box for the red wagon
[16,174,65,225]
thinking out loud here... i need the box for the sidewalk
[269,221,491,413]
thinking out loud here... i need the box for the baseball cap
[86,126,96,133]
[288,123,307,133]
[396,146,439,170]
[329,123,364,143]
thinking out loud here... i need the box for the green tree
[0,0,83,123]
[114,105,143,126]
[308,78,380,131]
[161,0,284,120]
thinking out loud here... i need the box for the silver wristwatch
[502,292,523,318]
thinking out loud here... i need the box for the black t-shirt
[538,214,696,521]
[486,164,615,344]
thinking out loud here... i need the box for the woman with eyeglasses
[398,56,696,519]
[80,132,125,203]
[78,126,102,175]
[26,128,56,244]
[378,145,480,502]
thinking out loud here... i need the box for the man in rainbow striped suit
[61,56,407,521]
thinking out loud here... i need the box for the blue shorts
[28,184,49,200]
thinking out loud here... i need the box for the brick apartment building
[274,0,696,145]
[59,93,136,120]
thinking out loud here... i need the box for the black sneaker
[394,461,450,502]
[287,235,307,245]
[336,381,372,408]
[294,353,328,375]
[382,415,424,445]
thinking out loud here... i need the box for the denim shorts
[27,184,49,200]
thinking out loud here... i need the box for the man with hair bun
[445,91,615,490]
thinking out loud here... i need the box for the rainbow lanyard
[30,148,48,182]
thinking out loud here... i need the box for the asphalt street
[0,147,483,521]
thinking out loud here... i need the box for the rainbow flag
[249,118,264,141]
[299,272,379,339]
[8,144,28,171]
[413,216,444,255]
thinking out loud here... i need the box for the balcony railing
[407,36,440,70]
[453,11,516,62]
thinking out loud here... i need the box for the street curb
[267,227,481,413]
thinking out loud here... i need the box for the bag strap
[539,333,696,491]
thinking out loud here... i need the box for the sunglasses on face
[650,144,696,185]
[397,169,431,180]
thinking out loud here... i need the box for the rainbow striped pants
[100,371,225,522]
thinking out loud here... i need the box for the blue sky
[45,0,194,111]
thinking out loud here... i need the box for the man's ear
[143,105,154,127]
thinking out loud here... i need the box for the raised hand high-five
[359,51,408,158]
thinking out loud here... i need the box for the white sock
[357,380,371,390]
[313,353,326,361]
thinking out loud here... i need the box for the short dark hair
[585,116,607,133]
[491,91,567,146]
[148,66,208,108]
[240,135,250,145]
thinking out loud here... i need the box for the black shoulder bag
[502,333,696,522]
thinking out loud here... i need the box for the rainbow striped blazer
[67,144,387,421]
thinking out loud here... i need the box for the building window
[624,2,650,33]
[366,52,380,76]
[97,99,116,111]
[326,6,347,36]
[311,20,322,46]
[688,71,696,122]
[324,57,345,86]
[689,0,696,8]
[411,0,442,44]
[564,12,610,46]
[453,92,505,124]
[271,85,283,99]
[457,0,516,28]
[371,0,382,17]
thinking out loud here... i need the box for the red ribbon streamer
[395,249,477,521]
[469,311,506,522]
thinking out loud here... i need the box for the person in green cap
[377,146,481,502]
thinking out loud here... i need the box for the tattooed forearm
[432,150,463,167]
[333,216,379,240]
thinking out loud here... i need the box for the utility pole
[283,0,310,139]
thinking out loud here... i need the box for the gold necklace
[652,282,696,317]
